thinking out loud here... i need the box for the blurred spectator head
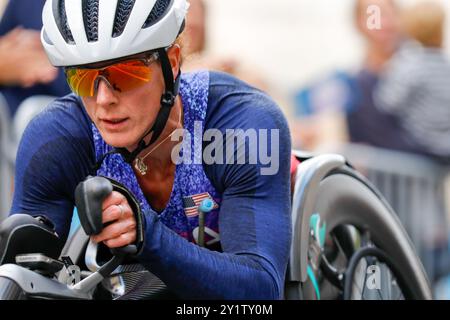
[402,1,446,48]
[354,0,401,53]
[185,0,206,56]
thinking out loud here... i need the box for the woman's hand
[92,191,137,248]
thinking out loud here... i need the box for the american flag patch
[182,192,218,217]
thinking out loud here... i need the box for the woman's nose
[95,77,118,106]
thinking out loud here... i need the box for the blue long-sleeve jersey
[11,71,292,299]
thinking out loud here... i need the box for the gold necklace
[134,109,182,176]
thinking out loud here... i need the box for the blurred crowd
[0,0,449,158]
[0,0,449,297]
[293,0,450,164]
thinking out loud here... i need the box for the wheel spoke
[331,233,348,261]
[319,224,414,301]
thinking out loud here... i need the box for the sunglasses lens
[65,68,99,97]
[107,60,153,93]
[66,60,152,97]
[65,59,153,97]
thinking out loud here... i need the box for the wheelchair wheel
[286,154,432,300]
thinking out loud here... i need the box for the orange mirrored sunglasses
[64,52,159,97]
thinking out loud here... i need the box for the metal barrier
[336,143,450,284]
[11,95,56,163]
[0,95,55,222]
[0,94,13,221]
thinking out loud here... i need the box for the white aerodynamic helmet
[41,0,189,67]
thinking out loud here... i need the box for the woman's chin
[100,133,136,150]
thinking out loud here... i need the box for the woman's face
[356,0,400,50]
[81,47,180,150]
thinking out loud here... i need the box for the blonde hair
[402,1,446,48]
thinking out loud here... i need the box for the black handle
[75,176,139,258]
[75,176,113,236]
[98,245,138,277]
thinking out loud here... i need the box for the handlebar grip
[75,176,113,235]
[110,245,137,256]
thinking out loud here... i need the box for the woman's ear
[168,44,182,79]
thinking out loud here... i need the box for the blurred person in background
[182,0,270,92]
[375,1,450,291]
[345,0,414,151]
[182,0,298,144]
[374,1,450,164]
[292,0,404,151]
[0,0,69,117]
[183,0,228,69]
[354,0,401,74]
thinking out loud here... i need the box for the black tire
[0,277,26,300]
[300,166,432,300]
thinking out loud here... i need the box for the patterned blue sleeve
[136,72,292,299]
[10,95,95,241]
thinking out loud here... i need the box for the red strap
[290,154,301,175]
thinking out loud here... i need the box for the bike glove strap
[101,176,146,256]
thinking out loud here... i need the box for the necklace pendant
[134,157,148,175]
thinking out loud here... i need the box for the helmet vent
[143,0,172,29]
[82,0,100,42]
[112,0,136,38]
[53,0,75,44]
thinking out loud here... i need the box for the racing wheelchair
[0,152,432,300]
